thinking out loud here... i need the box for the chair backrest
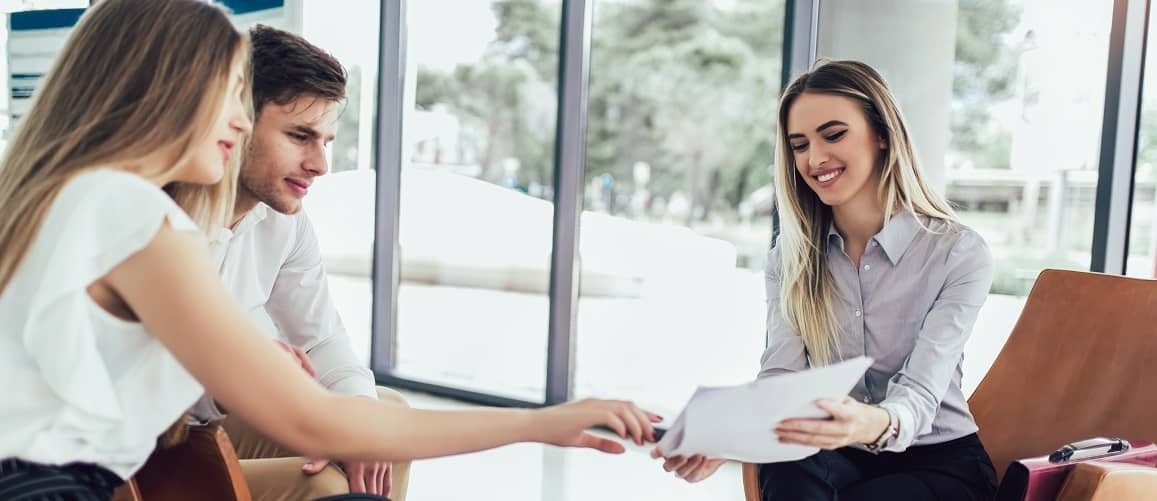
[969,269,1157,482]
[112,422,251,501]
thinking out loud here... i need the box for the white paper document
[655,356,873,463]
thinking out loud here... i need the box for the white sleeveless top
[0,169,205,479]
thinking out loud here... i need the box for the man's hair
[249,24,346,113]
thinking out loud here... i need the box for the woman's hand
[774,396,890,450]
[650,449,726,483]
[532,398,661,453]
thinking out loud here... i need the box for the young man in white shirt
[190,25,411,501]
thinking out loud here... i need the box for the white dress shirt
[190,203,376,420]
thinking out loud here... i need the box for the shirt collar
[826,223,844,252]
[210,203,270,244]
[826,210,921,265]
[874,211,921,265]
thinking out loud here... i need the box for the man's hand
[273,340,316,378]
[302,459,391,496]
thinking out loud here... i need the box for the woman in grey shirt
[659,60,998,500]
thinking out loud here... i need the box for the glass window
[1127,10,1157,279]
[293,0,381,367]
[394,0,562,402]
[574,0,786,413]
[2,1,89,151]
[944,0,1112,391]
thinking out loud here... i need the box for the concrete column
[814,0,958,193]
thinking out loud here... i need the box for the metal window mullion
[370,0,406,375]
[545,0,593,405]
[782,0,819,86]
[773,0,820,249]
[1092,0,1150,274]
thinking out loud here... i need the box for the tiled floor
[399,390,747,501]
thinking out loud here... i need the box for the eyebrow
[787,120,849,140]
[289,124,336,143]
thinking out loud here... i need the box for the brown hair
[249,24,346,114]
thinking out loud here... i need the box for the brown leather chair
[743,269,1157,500]
[1055,461,1157,500]
[112,422,251,501]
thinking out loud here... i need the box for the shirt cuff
[324,374,378,400]
[189,393,227,421]
[878,401,916,452]
[847,442,872,453]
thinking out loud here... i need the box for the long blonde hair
[774,59,956,365]
[0,0,246,294]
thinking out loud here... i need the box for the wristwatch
[863,405,898,453]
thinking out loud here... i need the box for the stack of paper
[655,356,873,463]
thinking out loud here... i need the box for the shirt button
[854,310,862,317]
[864,264,871,271]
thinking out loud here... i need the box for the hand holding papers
[655,356,873,463]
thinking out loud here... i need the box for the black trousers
[0,458,123,501]
[759,434,998,501]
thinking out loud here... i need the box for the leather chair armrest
[1056,460,1157,501]
[132,423,251,501]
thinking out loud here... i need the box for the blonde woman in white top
[0,1,657,499]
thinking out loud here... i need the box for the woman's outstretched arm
[105,221,656,462]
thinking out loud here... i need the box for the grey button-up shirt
[759,211,993,452]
